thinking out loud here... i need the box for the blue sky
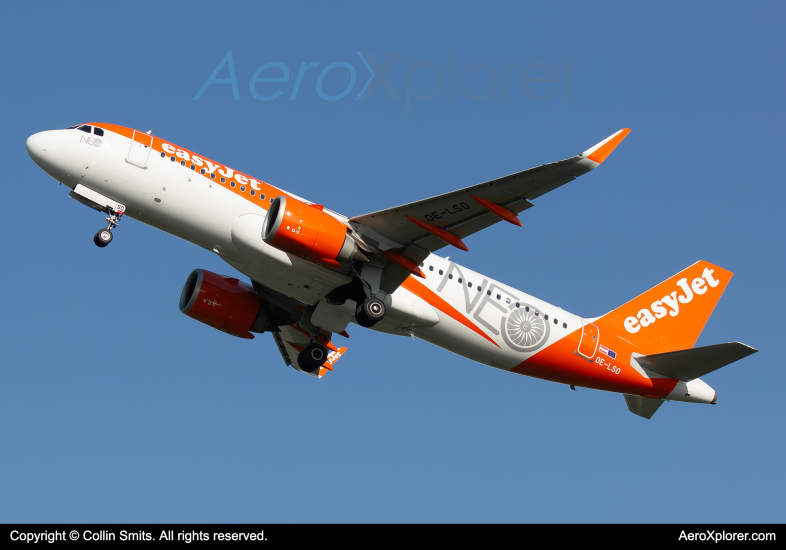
[1,1,784,522]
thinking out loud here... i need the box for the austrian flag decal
[599,345,617,359]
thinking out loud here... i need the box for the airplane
[25,123,757,419]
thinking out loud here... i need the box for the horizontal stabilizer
[635,342,757,382]
[624,395,664,419]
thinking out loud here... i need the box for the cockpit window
[93,127,104,136]
[77,125,92,133]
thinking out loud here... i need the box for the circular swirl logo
[500,304,550,352]
[93,138,102,147]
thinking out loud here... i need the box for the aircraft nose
[26,131,50,165]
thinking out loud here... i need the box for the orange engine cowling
[262,195,367,268]
[179,269,272,339]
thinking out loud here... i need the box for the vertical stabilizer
[599,261,732,354]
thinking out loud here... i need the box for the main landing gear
[330,266,388,329]
[297,342,328,373]
[355,296,386,328]
[94,209,123,248]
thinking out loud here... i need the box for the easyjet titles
[160,142,267,194]
[623,267,721,333]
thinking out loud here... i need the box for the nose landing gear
[94,229,113,247]
[94,209,123,248]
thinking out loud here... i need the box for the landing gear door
[128,130,152,167]
[577,322,599,360]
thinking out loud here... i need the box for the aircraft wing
[271,325,348,378]
[349,129,630,293]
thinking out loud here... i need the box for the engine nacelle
[179,269,273,339]
[262,195,366,268]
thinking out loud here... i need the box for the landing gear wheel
[355,307,376,328]
[94,229,113,247]
[297,343,328,373]
[355,297,386,328]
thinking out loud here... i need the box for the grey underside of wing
[349,155,598,293]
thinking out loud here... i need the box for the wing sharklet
[583,128,631,164]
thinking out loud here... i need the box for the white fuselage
[26,125,722,407]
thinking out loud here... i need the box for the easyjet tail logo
[624,268,721,334]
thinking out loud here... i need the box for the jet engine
[179,269,273,339]
[262,195,367,268]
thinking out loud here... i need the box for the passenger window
[487,290,491,295]
[250,190,255,196]
[210,173,216,179]
[160,152,165,158]
[200,168,206,175]
[429,266,433,271]
[220,177,226,183]
[458,278,462,283]
[77,125,91,133]
[260,194,265,200]
[448,274,453,279]
[439,270,443,275]
[563,323,567,329]
[93,127,104,136]
[525,306,529,312]
[420,263,424,267]
[468,282,472,288]
[170,156,176,161]
[240,186,246,192]
[554,318,558,324]
[190,164,195,170]
[230,181,236,188]
[180,160,186,166]
[496,294,501,300]
[515,303,520,308]
[545,314,549,320]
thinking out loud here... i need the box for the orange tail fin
[598,261,732,354]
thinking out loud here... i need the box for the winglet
[318,347,348,378]
[583,128,631,164]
